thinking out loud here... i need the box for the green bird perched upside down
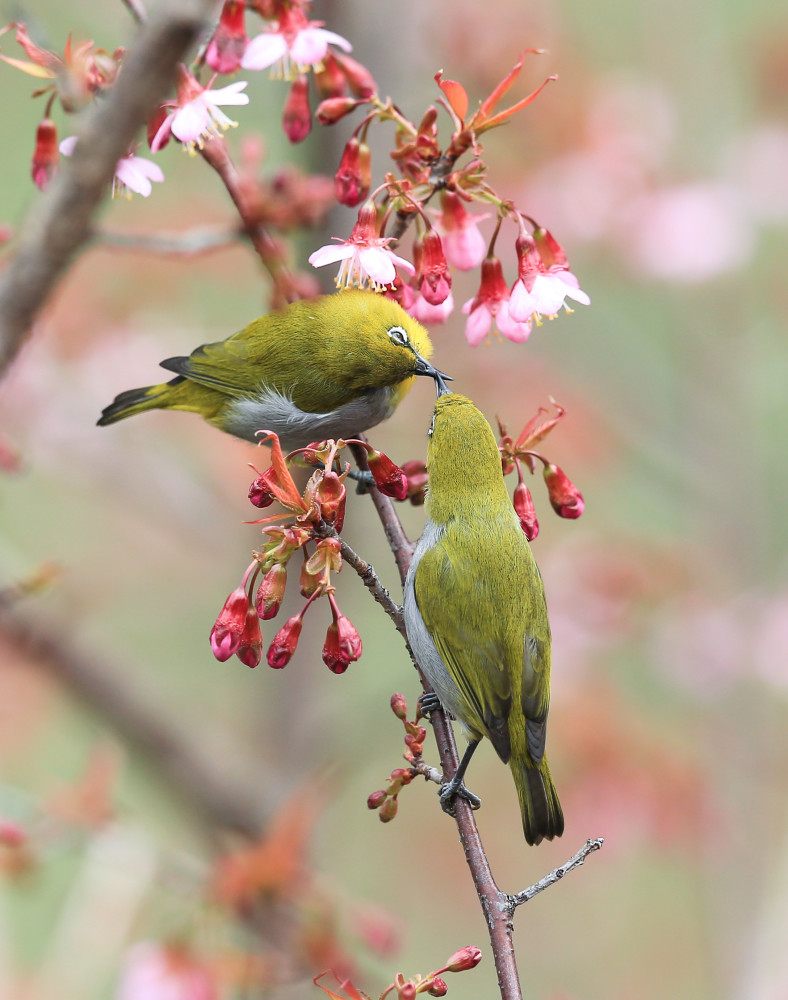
[98,290,445,451]
[404,390,564,846]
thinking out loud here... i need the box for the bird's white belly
[223,386,396,449]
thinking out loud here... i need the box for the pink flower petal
[115,155,164,196]
[150,112,175,152]
[508,279,536,322]
[358,246,396,285]
[58,135,78,156]
[308,243,355,267]
[290,27,351,66]
[241,32,288,70]
[170,102,209,143]
[496,301,532,342]
[203,80,249,106]
[464,304,493,346]
[384,249,416,276]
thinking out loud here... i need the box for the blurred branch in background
[0,0,216,377]
[0,606,268,837]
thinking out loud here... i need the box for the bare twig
[96,225,242,257]
[508,838,605,911]
[198,137,301,303]
[0,0,217,378]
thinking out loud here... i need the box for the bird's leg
[439,739,482,813]
[418,691,443,716]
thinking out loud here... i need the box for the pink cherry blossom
[117,941,215,1000]
[410,291,455,324]
[432,190,489,270]
[59,137,164,198]
[241,5,351,77]
[509,231,589,322]
[151,70,249,153]
[309,201,415,291]
[462,257,532,346]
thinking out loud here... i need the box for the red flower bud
[236,604,263,667]
[400,460,428,505]
[333,52,377,99]
[335,135,371,207]
[417,229,452,306]
[283,75,312,143]
[543,463,584,518]
[314,52,347,100]
[210,586,250,661]
[322,612,362,673]
[255,563,287,620]
[316,95,362,125]
[513,480,539,540]
[428,979,448,997]
[205,0,248,74]
[249,468,277,508]
[441,946,482,974]
[367,789,386,809]
[367,449,408,499]
[390,692,408,719]
[267,614,303,668]
[31,117,58,190]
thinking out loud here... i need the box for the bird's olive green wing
[413,530,515,761]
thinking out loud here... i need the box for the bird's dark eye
[387,325,409,347]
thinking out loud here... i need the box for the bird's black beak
[413,354,453,398]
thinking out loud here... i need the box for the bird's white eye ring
[387,325,409,346]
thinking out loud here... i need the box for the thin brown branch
[0,608,268,838]
[508,838,605,910]
[198,137,301,303]
[0,0,217,379]
[96,225,242,257]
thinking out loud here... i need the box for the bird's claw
[439,779,482,815]
[418,692,443,716]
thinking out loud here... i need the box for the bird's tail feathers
[511,755,564,846]
[97,377,186,426]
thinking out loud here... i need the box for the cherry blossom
[241,6,351,77]
[59,137,164,198]
[151,66,249,153]
[462,256,532,346]
[308,201,415,290]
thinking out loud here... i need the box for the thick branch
[0,0,217,378]
[96,225,242,256]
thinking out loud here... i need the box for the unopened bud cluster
[366,693,427,823]
[210,433,410,669]
[498,400,584,541]
[316,948,480,1000]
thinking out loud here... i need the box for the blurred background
[1,0,787,997]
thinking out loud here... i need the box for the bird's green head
[426,393,511,520]
[315,290,444,403]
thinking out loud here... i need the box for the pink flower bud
[379,797,398,822]
[513,480,539,540]
[428,979,448,997]
[441,946,482,974]
[335,136,371,207]
[316,95,362,125]
[367,449,408,499]
[205,0,248,74]
[390,692,408,719]
[397,982,416,1000]
[417,230,452,306]
[267,614,303,668]
[31,118,58,190]
[543,463,584,518]
[322,612,362,673]
[210,586,250,661]
[367,789,386,809]
[283,75,312,143]
[255,563,287,620]
[400,460,428,505]
[236,605,263,667]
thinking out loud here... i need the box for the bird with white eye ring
[98,289,450,451]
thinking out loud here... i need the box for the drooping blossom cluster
[210,433,409,671]
[498,400,584,540]
[314,944,482,1000]
[307,49,590,344]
